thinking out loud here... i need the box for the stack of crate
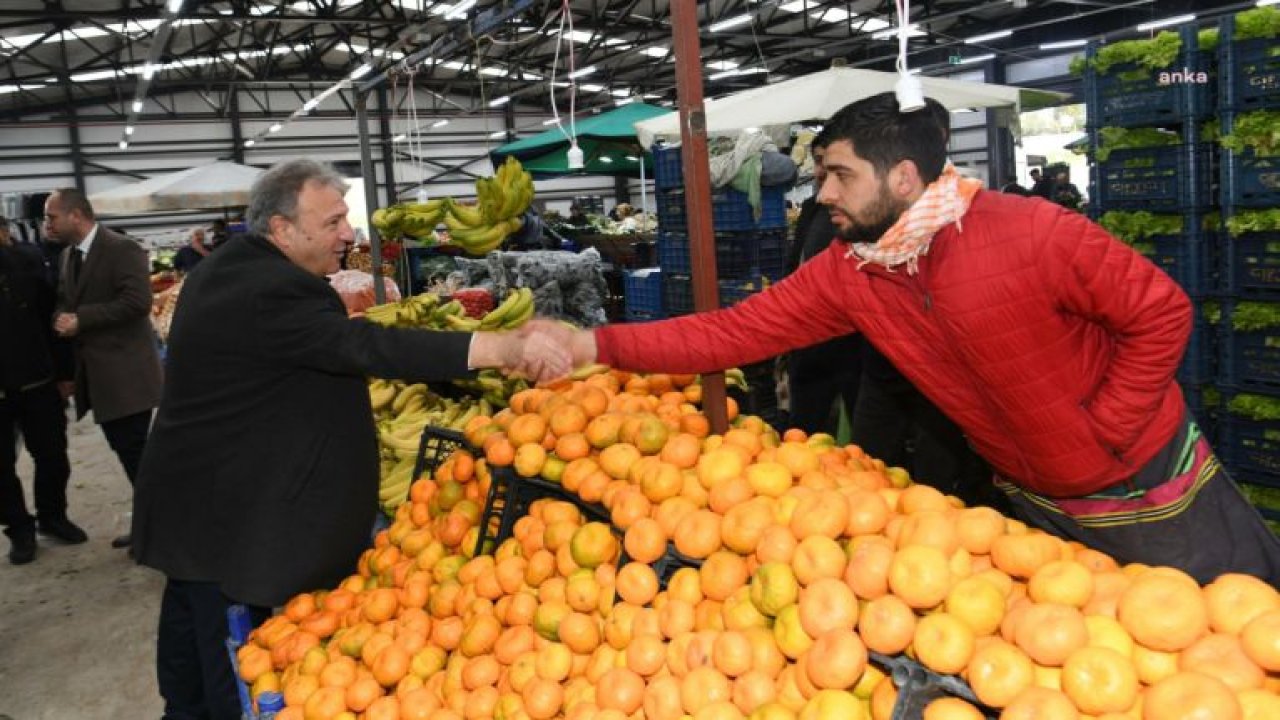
[1214,13,1280,525]
[650,144,790,317]
[1084,24,1220,397]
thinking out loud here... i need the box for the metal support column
[671,0,727,434]
[613,175,630,206]
[357,93,387,304]
[66,107,86,193]
[377,86,396,208]
[229,87,245,164]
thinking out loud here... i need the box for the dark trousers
[100,409,152,485]
[850,366,998,510]
[0,382,71,533]
[158,578,271,720]
[787,335,863,436]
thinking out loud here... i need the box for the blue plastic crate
[1133,233,1217,296]
[656,186,788,232]
[623,269,664,321]
[1084,28,1215,127]
[718,277,768,307]
[1223,231,1280,296]
[657,229,789,281]
[1219,301,1280,390]
[1178,312,1217,385]
[652,145,685,190]
[1218,402,1280,477]
[1221,148,1280,207]
[1093,144,1215,210]
[1219,16,1280,111]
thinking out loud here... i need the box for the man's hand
[57,381,75,400]
[53,312,79,337]
[519,317,599,368]
[468,319,573,383]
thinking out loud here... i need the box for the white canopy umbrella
[634,67,1065,148]
[89,161,264,215]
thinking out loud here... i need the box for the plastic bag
[328,269,402,316]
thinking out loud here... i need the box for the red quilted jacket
[596,191,1192,498]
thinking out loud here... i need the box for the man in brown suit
[46,188,163,549]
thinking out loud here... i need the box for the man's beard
[829,184,909,244]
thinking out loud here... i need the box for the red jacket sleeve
[1040,204,1192,456]
[595,246,859,373]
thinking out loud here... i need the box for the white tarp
[634,67,1065,148]
[89,161,264,214]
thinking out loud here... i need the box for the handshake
[468,317,598,383]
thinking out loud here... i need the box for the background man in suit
[131,158,568,720]
[45,188,163,551]
[0,216,82,564]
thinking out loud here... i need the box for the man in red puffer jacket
[542,92,1279,585]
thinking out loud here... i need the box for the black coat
[132,234,474,607]
[0,244,72,392]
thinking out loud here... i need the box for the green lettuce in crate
[1235,6,1280,41]
[1094,127,1180,162]
[1099,211,1183,242]
[1090,32,1182,75]
[1226,209,1280,236]
[1227,393,1280,421]
[1220,110,1280,156]
[1202,299,1221,326]
[1230,301,1280,332]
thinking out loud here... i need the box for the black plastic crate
[658,229,789,281]
[1221,147,1280,207]
[411,426,468,486]
[1218,406,1280,477]
[1219,16,1280,111]
[1093,144,1215,210]
[718,277,768,306]
[1084,28,1215,127]
[1179,311,1218,385]
[1223,231,1280,296]
[663,273,693,316]
[477,466,611,556]
[1133,232,1217,296]
[1219,302,1280,390]
[1236,470,1280,526]
[623,269,664,321]
[656,186,788,232]
[870,652,996,720]
[652,145,685,190]
[1182,382,1220,442]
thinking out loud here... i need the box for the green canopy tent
[489,102,673,178]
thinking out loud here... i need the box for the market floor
[0,415,165,720]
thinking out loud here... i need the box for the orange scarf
[846,164,983,275]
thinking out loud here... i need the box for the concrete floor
[0,415,165,720]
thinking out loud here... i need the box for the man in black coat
[0,218,83,564]
[131,159,568,720]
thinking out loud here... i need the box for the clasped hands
[53,312,79,337]
[471,317,597,383]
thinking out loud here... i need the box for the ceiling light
[125,125,135,135]
[392,133,407,142]
[131,99,143,112]
[568,65,596,79]
[957,54,996,65]
[142,64,156,80]
[611,88,631,97]
[812,8,851,23]
[166,0,185,12]
[245,139,256,147]
[707,60,739,71]
[269,123,282,133]
[1040,39,1087,50]
[737,67,767,75]
[1135,14,1195,32]
[118,140,128,149]
[479,66,507,77]
[964,30,1012,44]
[581,84,605,92]
[615,97,635,106]
[489,130,507,138]
[708,70,738,81]
[445,0,476,20]
[489,95,511,107]
[542,118,559,126]
[303,98,320,111]
[432,119,449,128]
[349,63,372,80]
[640,47,669,58]
[625,155,639,162]
[854,17,892,33]
[600,156,614,163]
[872,24,925,40]
[709,14,753,32]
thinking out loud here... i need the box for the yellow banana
[369,382,397,412]
[449,200,485,228]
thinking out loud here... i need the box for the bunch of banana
[363,292,441,327]
[436,157,535,257]
[449,215,524,257]
[450,370,529,408]
[479,287,535,330]
[371,199,450,241]
[378,457,415,514]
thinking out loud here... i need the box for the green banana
[479,289,523,330]
[444,314,482,331]
[499,288,535,329]
[449,200,485,228]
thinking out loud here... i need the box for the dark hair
[51,187,95,220]
[246,159,347,237]
[815,92,949,183]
